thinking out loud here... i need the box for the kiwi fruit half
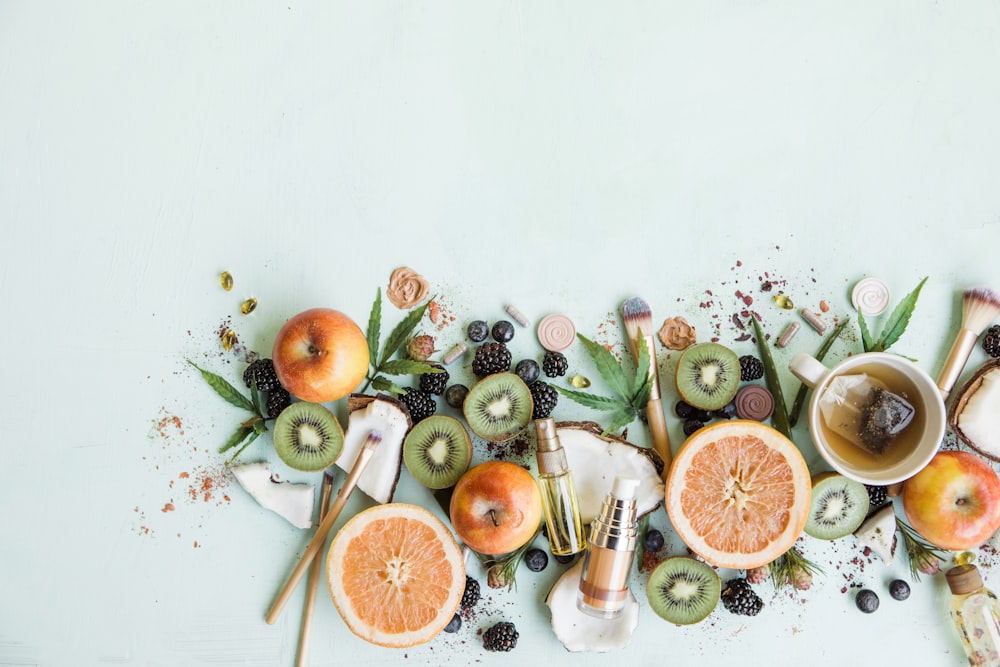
[804,472,870,540]
[675,342,741,411]
[403,415,472,489]
[646,556,720,625]
[462,372,533,443]
[273,402,344,472]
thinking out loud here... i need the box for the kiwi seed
[462,373,533,443]
[272,402,344,472]
[403,415,472,490]
[675,342,741,411]
[804,472,871,540]
[646,556,721,625]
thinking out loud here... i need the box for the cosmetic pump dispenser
[577,476,639,619]
[534,418,586,557]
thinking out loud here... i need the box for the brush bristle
[962,288,1000,333]
[364,430,383,448]
[621,297,653,341]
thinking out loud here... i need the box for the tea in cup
[789,352,946,485]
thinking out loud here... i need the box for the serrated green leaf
[219,424,254,453]
[366,288,382,368]
[554,385,623,411]
[371,375,405,395]
[858,310,875,352]
[188,361,256,413]
[577,333,631,401]
[631,373,653,410]
[632,332,651,401]
[876,276,927,352]
[252,417,267,435]
[379,297,434,367]
[228,431,261,462]
[750,318,792,440]
[380,359,443,376]
[604,408,638,436]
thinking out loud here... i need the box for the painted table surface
[3,2,1000,665]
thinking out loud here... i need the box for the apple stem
[489,509,499,527]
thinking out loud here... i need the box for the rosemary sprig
[555,333,653,436]
[788,316,851,428]
[187,360,267,462]
[768,545,823,590]
[896,517,948,581]
[361,288,443,395]
[475,531,542,590]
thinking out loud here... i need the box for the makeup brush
[621,297,672,476]
[266,430,383,624]
[937,288,1000,400]
[295,469,335,667]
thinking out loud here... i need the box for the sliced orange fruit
[326,503,465,648]
[665,420,811,570]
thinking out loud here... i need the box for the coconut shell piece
[544,560,639,652]
[335,393,412,504]
[555,421,665,526]
[231,462,315,529]
[949,359,1000,462]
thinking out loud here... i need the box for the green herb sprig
[555,333,653,436]
[187,360,267,461]
[858,277,927,354]
[897,517,948,581]
[768,546,824,590]
[361,288,442,395]
[750,317,793,440]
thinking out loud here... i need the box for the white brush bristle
[962,288,1000,334]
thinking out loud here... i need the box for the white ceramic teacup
[789,351,946,485]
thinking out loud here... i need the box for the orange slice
[665,420,811,570]
[327,503,465,647]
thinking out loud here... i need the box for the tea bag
[818,373,915,455]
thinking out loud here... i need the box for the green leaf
[187,361,255,413]
[750,318,792,440]
[789,316,851,427]
[857,310,875,353]
[577,333,631,401]
[632,333,651,402]
[379,359,444,376]
[371,375,405,395]
[228,431,261,462]
[378,297,434,367]
[366,288,382,368]
[604,408,638,436]
[252,417,267,435]
[554,385,623,411]
[876,276,927,352]
[631,373,653,411]
[219,424,253,453]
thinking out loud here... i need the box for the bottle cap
[946,564,984,595]
[535,418,568,475]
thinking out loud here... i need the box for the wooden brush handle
[645,398,672,478]
[295,475,335,667]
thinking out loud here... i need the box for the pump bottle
[534,418,586,557]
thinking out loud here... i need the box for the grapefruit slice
[327,503,465,648]
[665,420,811,570]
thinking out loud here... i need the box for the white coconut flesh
[853,503,896,563]
[336,396,410,504]
[231,462,315,529]
[544,560,639,652]
[555,424,665,526]
[957,366,1000,459]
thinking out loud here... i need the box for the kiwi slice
[804,472,870,540]
[462,372,533,443]
[646,556,720,625]
[675,342,741,411]
[403,415,472,489]
[273,402,344,472]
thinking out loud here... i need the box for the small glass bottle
[534,418,586,557]
[577,476,639,619]
[946,561,1000,667]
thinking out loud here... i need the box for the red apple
[271,308,369,403]
[449,461,543,556]
[902,450,1000,550]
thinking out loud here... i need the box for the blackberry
[461,576,481,610]
[984,325,1000,358]
[514,358,540,385]
[865,484,888,510]
[467,320,489,343]
[542,351,569,378]
[739,355,765,382]
[482,621,519,652]
[472,342,512,377]
[243,358,282,393]
[399,387,436,422]
[529,381,558,419]
[683,419,703,437]
[855,588,879,613]
[721,578,764,616]
[889,579,910,601]
[491,320,515,343]
[266,388,292,419]
[418,364,449,395]
[675,400,696,419]
[524,548,548,572]
[443,614,462,633]
[445,384,469,409]
[643,528,665,553]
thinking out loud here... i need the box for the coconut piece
[335,394,411,504]
[854,503,897,563]
[231,462,315,529]
[949,359,1000,462]
[544,560,639,652]
[555,421,665,526]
